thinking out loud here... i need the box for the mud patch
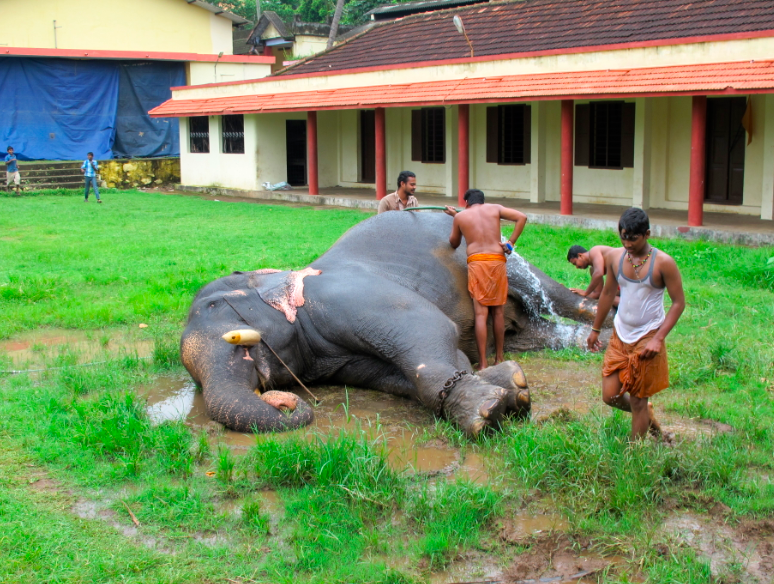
[1,328,153,369]
[522,357,733,440]
[662,511,774,583]
[501,535,632,583]
[142,378,491,480]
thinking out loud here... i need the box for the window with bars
[575,101,635,169]
[486,104,531,165]
[222,114,245,154]
[411,108,445,163]
[189,116,210,153]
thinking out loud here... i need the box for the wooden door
[286,119,307,186]
[705,97,746,205]
[360,110,375,183]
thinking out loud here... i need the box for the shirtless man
[445,189,528,370]
[586,207,685,441]
[567,245,620,307]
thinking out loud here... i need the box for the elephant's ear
[257,268,321,324]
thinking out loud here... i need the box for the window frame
[411,107,446,164]
[486,104,531,165]
[222,114,245,154]
[189,116,210,154]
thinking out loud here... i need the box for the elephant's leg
[330,356,416,399]
[304,276,509,435]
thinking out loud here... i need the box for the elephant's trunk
[181,329,314,433]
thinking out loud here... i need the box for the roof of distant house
[278,0,774,76]
[245,11,354,46]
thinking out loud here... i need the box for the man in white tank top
[586,208,685,441]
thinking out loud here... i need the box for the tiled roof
[279,0,774,75]
[150,59,774,117]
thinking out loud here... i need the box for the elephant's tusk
[222,329,262,346]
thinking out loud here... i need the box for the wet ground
[3,329,757,583]
[0,327,153,371]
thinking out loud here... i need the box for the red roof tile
[150,60,774,117]
[279,0,774,76]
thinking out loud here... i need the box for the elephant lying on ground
[181,211,605,435]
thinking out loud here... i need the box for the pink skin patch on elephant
[253,269,282,275]
[261,268,322,323]
[258,390,299,412]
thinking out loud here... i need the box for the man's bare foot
[647,403,663,437]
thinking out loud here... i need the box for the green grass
[1,190,773,583]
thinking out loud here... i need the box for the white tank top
[613,249,665,344]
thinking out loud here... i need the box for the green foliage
[250,430,402,502]
[217,0,417,27]
[408,479,500,568]
[242,498,271,533]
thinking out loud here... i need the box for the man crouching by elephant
[445,189,528,370]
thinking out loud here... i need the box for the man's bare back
[446,203,528,255]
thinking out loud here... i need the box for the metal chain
[435,370,468,417]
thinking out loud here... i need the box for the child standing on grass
[586,207,685,441]
[81,152,101,203]
[5,146,20,195]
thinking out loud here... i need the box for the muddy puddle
[142,357,730,480]
[143,376,490,480]
[1,328,153,370]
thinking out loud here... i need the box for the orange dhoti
[602,328,669,399]
[466,253,508,306]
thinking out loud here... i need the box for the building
[150,0,774,225]
[236,12,354,73]
[0,0,274,160]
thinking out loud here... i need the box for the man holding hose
[445,189,528,370]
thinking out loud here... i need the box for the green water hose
[404,206,462,212]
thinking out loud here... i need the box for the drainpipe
[688,96,707,227]
[560,100,574,215]
[307,111,319,195]
[457,104,470,206]
[375,108,387,200]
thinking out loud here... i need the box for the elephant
[180,211,607,436]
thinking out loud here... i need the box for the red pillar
[560,100,574,215]
[307,111,318,195]
[375,107,387,200]
[457,104,470,206]
[688,96,707,227]
[262,45,273,57]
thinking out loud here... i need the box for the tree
[327,0,346,48]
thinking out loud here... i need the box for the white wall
[180,114,259,190]
[189,62,273,85]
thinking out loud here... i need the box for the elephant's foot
[476,361,531,420]
[440,374,509,436]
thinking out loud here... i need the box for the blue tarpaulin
[0,57,184,160]
[113,61,185,158]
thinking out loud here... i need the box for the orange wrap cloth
[602,328,669,399]
[466,253,508,306]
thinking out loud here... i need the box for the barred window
[486,104,531,165]
[223,114,245,154]
[189,116,209,153]
[575,101,635,169]
[411,108,445,164]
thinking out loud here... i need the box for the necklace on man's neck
[626,246,653,278]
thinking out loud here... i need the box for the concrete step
[24,174,84,183]
[20,181,85,190]
[14,162,82,171]
[22,168,85,178]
